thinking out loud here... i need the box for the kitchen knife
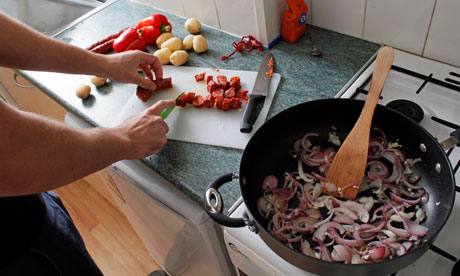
[160,92,184,119]
[240,51,274,133]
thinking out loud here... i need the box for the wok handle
[204,173,246,227]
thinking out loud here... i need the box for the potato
[169,50,189,66]
[76,84,91,99]
[161,37,183,52]
[182,34,195,50]
[156,32,174,48]
[90,76,107,86]
[185,18,201,34]
[154,48,172,65]
[193,35,208,53]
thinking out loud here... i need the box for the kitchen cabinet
[0,67,121,212]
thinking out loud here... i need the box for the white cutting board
[111,65,281,149]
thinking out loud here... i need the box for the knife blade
[240,51,274,133]
[160,92,184,119]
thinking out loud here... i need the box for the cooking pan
[204,98,456,276]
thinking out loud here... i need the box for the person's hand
[115,99,176,159]
[102,50,163,90]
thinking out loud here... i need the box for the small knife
[160,92,184,119]
[240,51,274,133]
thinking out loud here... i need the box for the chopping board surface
[111,65,281,149]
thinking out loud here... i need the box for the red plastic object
[282,0,309,43]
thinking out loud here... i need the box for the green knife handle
[240,94,265,133]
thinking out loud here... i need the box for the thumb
[146,99,176,116]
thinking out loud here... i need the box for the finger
[138,77,157,90]
[141,64,154,81]
[145,99,176,116]
[139,52,163,80]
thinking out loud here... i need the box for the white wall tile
[311,0,365,38]
[363,0,435,55]
[424,0,460,67]
[215,0,258,40]
[182,0,220,30]
[132,0,184,17]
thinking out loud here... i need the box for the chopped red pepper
[230,97,241,109]
[206,75,213,84]
[207,80,219,93]
[222,98,231,111]
[176,93,188,107]
[266,57,274,77]
[224,87,236,98]
[237,90,249,103]
[216,75,229,89]
[215,96,224,110]
[192,95,204,108]
[211,88,224,98]
[184,92,196,104]
[195,72,206,82]
[203,95,215,108]
[136,86,153,102]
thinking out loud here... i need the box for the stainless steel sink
[0,0,107,35]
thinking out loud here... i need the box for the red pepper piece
[224,87,236,98]
[230,97,241,109]
[230,76,240,83]
[215,96,224,110]
[153,77,173,90]
[176,94,187,107]
[136,86,153,102]
[237,90,249,103]
[229,78,241,92]
[203,95,215,108]
[195,72,206,82]
[192,95,204,108]
[184,92,196,104]
[139,26,161,44]
[211,88,224,98]
[113,26,147,53]
[222,98,231,111]
[137,14,172,33]
[207,80,219,93]
[216,75,229,89]
[206,75,213,84]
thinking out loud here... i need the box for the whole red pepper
[138,26,161,44]
[137,14,172,33]
[113,26,147,53]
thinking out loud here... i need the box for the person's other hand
[115,99,176,159]
[102,50,163,90]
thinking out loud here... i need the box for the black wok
[204,98,456,276]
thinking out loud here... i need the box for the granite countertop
[18,0,379,212]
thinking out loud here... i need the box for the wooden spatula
[324,46,395,199]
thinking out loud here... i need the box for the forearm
[0,12,108,76]
[0,102,129,196]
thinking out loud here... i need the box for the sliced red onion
[333,207,359,221]
[333,214,354,225]
[368,245,386,260]
[367,160,389,180]
[313,221,345,241]
[331,245,352,264]
[262,175,278,191]
[403,218,429,237]
[386,220,411,238]
[341,201,370,223]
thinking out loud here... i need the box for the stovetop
[225,49,460,276]
[337,49,460,276]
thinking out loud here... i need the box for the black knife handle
[240,94,265,133]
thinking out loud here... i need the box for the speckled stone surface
[19,0,379,212]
